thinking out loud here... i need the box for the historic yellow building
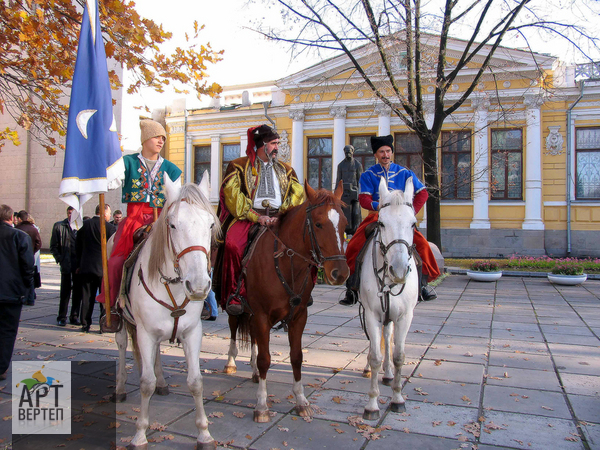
[163,38,600,258]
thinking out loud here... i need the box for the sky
[118,0,598,150]
[120,0,312,150]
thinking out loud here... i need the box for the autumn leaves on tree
[0,0,223,154]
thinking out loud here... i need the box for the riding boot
[417,263,437,302]
[339,261,361,306]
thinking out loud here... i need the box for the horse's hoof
[127,443,148,450]
[382,377,393,386]
[223,365,237,374]
[196,440,217,450]
[363,409,380,421]
[155,385,169,396]
[362,370,372,378]
[251,374,260,383]
[253,410,271,423]
[296,405,313,418]
[391,402,406,413]
[111,392,127,403]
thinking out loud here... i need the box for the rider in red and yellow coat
[97,120,182,308]
[341,135,440,305]
[213,125,305,315]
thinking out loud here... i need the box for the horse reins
[369,201,416,327]
[268,201,346,330]
[138,198,211,343]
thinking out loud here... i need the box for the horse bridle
[376,202,415,266]
[137,198,212,343]
[267,201,346,330]
[162,198,211,283]
[371,201,416,320]
[304,201,346,268]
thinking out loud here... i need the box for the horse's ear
[198,170,210,199]
[334,180,344,200]
[304,180,317,202]
[404,177,415,201]
[163,173,180,205]
[378,176,390,204]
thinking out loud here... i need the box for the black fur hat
[370,135,394,153]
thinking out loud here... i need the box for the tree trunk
[421,138,441,250]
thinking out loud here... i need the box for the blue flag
[59,0,124,226]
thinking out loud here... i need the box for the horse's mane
[147,183,221,281]
[279,188,342,220]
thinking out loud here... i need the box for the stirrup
[225,294,244,316]
[339,289,358,306]
[419,285,437,302]
[100,309,123,333]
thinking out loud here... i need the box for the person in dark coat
[0,204,35,380]
[50,206,82,326]
[15,210,42,305]
[76,204,116,332]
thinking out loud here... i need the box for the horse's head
[304,180,350,285]
[377,177,417,284]
[152,171,220,301]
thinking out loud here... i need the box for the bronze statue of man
[336,145,363,235]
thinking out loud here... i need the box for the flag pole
[99,193,111,327]
[153,207,159,223]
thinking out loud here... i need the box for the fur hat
[140,120,167,145]
[246,124,279,165]
[371,135,394,153]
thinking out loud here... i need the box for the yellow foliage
[0,0,223,155]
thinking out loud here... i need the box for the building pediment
[277,33,556,91]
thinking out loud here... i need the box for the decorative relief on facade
[471,95,490,112]
[329,106,347,119]
[289,109,305,121]
[357,91,364,98]
[427,85,434,93]
[294,96,300,102]
[169,124,185,134]
[374,104,391,117]
[278,130,291,163]
[503,81,511,88]
[545,126,564,156]
[314,94,321,101]
[451,84,459,91]
[524,93,544,109]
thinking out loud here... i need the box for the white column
[470,96,491,229]
[289,109,305,183]
[375,104,391,135]
[240,133,248,158]
[522,94,545,230]
[330,106,347,190]
[185,134,193,184]
[210,135,220,202]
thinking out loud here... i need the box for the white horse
[113,172,220,449]
[359,177,420,420]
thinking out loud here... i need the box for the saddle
[117,224,154,326]
[347,221,423,291]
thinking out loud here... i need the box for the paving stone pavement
[1,263,599,450]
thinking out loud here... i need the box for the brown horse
[223,181,349,422]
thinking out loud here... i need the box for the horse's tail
[125,321,141,370]
[237,314,252,351]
